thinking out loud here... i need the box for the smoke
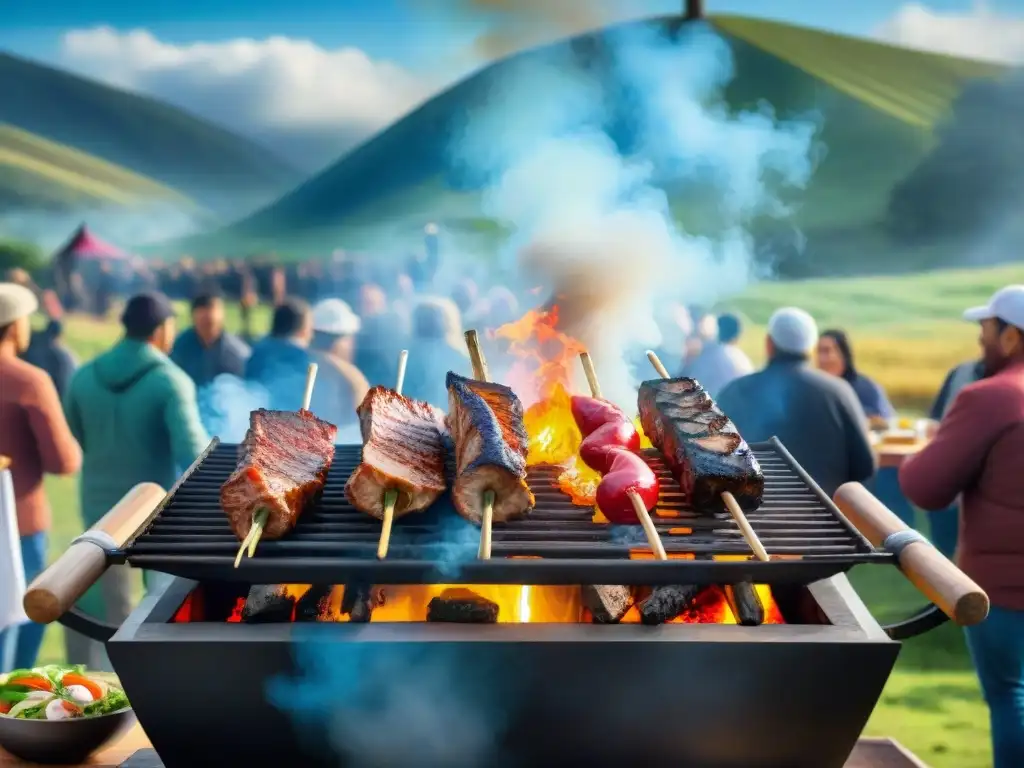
[267,21,820,766]
[451,23,819,407]
[0,203,205,252]
[269,641,519,767]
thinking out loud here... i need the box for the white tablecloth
[0,468,28,631]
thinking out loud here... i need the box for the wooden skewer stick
[377,351,412,560]
[645,349,770,563]
[579,352,667,561]
[301,362,319,411]
[235,362,321,567]
[464,329,495,560]
[395,350,409,396]
[579,352,603,399]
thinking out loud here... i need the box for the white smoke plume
[452,24,820,406]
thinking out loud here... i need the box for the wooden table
[872,434,929,469]
[1,730,930,767]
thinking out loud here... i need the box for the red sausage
[580,421,641,473]
[596,450,660,524]
[570,396,629,436]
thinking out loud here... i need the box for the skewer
[376,350,411,560]
[301,362,319,411]
[579,353,667,561]
[234,362,320,567]
[644,349,770,563]
[464,330,496,560]
[579,352,603,399]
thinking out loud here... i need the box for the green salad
[0,665,129,720]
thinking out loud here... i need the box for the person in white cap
[716,307,875,497]
[0,283,81,671]
[900,285,1024,768]
[306,299,369,432]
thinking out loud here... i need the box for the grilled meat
[220,409,337,541]
[446,372,534,524]
[638,377,763,513]
[344,386,447,519]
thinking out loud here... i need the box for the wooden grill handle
[834,482,989,627]
[24,483,167,624]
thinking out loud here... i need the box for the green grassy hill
[0,52,301,218]
[0,123,195,212]
[177,15,1005,272]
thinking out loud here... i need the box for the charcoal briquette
[639,584,700,625]
[427,588,499,623]
[582,585,633,624]
[241,585,295,623]
[725,582,765,626]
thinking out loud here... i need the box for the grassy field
[23,264,1015,765]
[0,52,299,217]
[0,123,195,211]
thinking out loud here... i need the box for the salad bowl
[0,665,136,764]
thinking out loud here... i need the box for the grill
[22,431,988,768]
[119,437,890,586]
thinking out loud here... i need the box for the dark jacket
[171,328,250,388]
[716,355,877,497]
[244,336,313,412]
[23,322,78,402]
[929,360,984,420]
[847,373,895,420]
[900,361,1024,610]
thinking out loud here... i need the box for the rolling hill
[0,123,194,212]
[176,14,1006,274]
[0,52,301,218]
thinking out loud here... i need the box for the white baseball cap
[0,283,39,326]
[963,285,1024,329]
[312,298,361,336]
[767,307,818,355]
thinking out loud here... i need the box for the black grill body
[109,575,900,768]
[120,437,890,585]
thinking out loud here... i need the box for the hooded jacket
[64,339,210,526]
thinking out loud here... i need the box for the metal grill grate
[120,437,891,585]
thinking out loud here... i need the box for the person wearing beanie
[63,291,209,670]
[680,311,754,399]
[244,297,316,411]
[0,283,81,671]
[716,307,875,497]
[306,298,369,431]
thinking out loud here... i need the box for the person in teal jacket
[63,292,210,669]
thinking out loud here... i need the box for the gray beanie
[767,307,818,355]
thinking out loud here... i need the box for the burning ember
[175,583,784,625]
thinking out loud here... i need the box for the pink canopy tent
[53,224,129,263]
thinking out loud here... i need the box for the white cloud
[58,27,441,167]
[876,2,1024,64]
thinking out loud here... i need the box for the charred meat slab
[220,409,338,543]
[446,372,534,524]
[638,377,763,513]
[345,387,447,520]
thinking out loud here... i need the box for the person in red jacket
[899,285,1024,768]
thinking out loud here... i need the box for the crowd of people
[0,247,1022,765]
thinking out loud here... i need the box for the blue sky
[4,0,1022,68]
[3,0,1022,169]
